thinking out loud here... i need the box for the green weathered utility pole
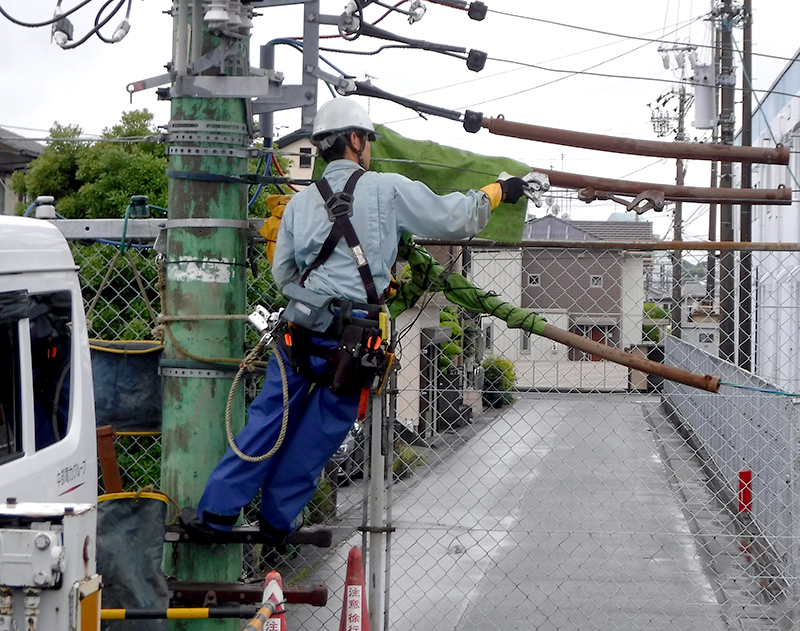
[161,2,249,628]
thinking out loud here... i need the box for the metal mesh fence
[68,227,800,630]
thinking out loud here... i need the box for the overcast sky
[1,1,799,240]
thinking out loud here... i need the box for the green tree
[11,110,167,218]
[10,122,88,213]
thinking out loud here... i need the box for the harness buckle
[324,191,355,221]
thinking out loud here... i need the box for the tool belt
[278,170,396,396]
[278,303,389,397]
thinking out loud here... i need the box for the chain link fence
[65,224,800,629]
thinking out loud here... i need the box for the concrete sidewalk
[384,394,724,630]
[293,393,778,630]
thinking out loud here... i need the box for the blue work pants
[197,341,358,534]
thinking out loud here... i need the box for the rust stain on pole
[482,117,790,165]
[541,324,720,393]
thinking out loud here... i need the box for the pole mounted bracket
[578,187,666,214]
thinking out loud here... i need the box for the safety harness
[300,170,381,305]
[280,170,393,401]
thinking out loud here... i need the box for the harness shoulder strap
[302,170,381,304]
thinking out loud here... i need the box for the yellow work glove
[480,175,527,210]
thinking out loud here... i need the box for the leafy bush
[114,435,161,492]
[482,355,516,408]
[643,303,667,344]
[305,477,336,525]
[439,306,463,371]
[393,440,425,479]
[643,324,661,343]
[644,302,668,320]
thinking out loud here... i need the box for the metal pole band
[166,146,255,158]
[166,219,253,230]
[159,367,238,379]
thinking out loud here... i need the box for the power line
[465,54,800,110]
[0,0,96,28]
[487,7,799,66]
[379,16,711,125]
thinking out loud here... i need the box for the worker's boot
[178,507,232,544]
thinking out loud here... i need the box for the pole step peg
[165,523,332,547]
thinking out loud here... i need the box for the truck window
[30,291,72,450]
[0,292,26,463]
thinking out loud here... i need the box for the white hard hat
[311,99,377,149]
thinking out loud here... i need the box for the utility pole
[738,0,753,371]
[652,46,694,339]
[672,84,687,339]
[718,0,737,363]
[161,2,249,628]
[706,26,721,308]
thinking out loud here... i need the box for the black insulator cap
[463,110,484,134]
[468,1,487,20]
[467,49,487,72]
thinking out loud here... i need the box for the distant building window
[520,331,530,353]
[590,275,603,288]
[528,274,540,287]
[299,147,313,168]
[484,325,493,352]
[699,332,715,344]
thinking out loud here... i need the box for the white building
[739,48,800,391]
[471,215,653,390]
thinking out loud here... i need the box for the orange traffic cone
[339,547,369,631]
[244,570,287,631]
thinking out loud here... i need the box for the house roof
[274,129,311,149]
[0,127,43,174]
[523,215,653,242]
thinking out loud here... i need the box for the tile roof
[524,215,654,241]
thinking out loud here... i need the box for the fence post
[367,394,387,631]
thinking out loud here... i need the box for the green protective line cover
[312,123,531,243]
[388,236,547,335]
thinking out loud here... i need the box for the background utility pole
[706,26,721,307]
[652,46,694,339]
[161,2,248,628]
[718,0,737,363]
[671,81,689,340]
[738,0,753,370]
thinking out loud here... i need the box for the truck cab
[0,216,100,630]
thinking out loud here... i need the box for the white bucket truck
[0,216,101,630]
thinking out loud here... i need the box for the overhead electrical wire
[486,7,799,67]
[94,0,131,44]
[0,0,133,47]
[399,16,703,101]
[59,0,125,49]
[379,15,717,125]
[0,0,96,27]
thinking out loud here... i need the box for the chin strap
[347,133,367,169]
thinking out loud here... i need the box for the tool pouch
[329,325,384,396]
[281,283,335,332]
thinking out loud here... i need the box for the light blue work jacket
[272,159,492,304]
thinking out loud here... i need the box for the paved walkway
[293,393,784,630]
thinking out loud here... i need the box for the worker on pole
[180,98,528,543]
